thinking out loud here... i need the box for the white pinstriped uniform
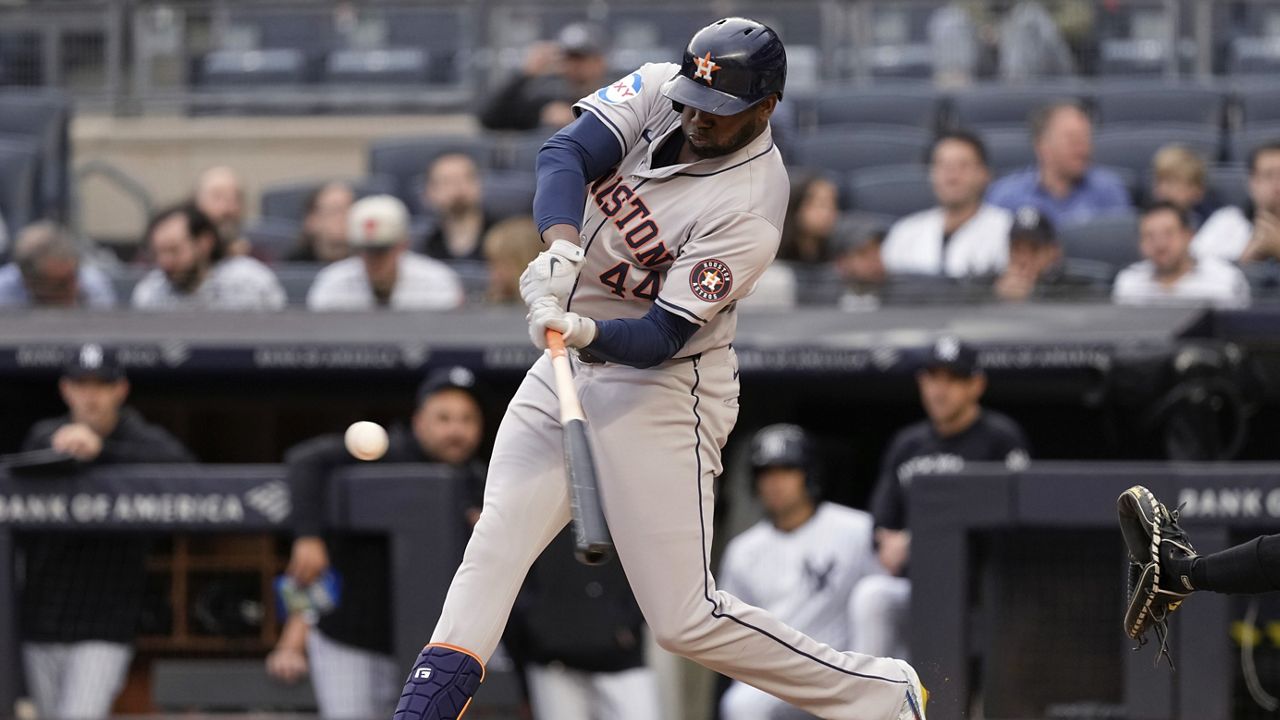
[23,642,132,719]
[306,628,400,719]
[428,63,918,720]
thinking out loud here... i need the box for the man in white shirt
[1193,140,1280,264]
[308,195,464,311]
[1115,201,1250,309]
[881,131,1012,278]
[132,203,285,311]
[718,425,879,720]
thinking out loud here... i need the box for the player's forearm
[585,304,698,368]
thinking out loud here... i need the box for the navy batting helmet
[661,17,787,116]
[749,424,820,499]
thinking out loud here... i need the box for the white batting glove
[520,239,585,306]
[527,296,597,350]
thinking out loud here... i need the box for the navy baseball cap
[1009,206,1056,245]
[415,366,482,407]
[62,343,125,382]
[922,336,980,377]
[558,22,605,57]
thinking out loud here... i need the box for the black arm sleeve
[477,74,544,131]
[284,435,352,537]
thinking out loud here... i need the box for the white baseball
[344,421,389,461]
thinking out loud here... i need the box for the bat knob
[576,547,612,566]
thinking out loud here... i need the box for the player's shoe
[892,658,928,720]
[1117,485,1199,594]
[393,643,485,720]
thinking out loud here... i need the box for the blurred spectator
[1194,141,1280,264]
[0,207,8,258]
[998,1,1076,81]
[483,216,541,304]
[287,181,355,264]
[308,195,464,311]
[882,131,1011,277]
[718,425,877,720]
[20,344,193,720]
[1150,145,1215,229]
[779,172,840,264]
[267,367,488,719]
[993,207,1087,302]
[421,153,494,262]
[987,102,1131,227]
[0,221,116,308]
[507,528,660,720]
[851,337,1029,661]
[1114,201,1250,309]
[132,203,286,311]
[478,23,610,131]
[194,166,251,256]
[929,4,979,87]
[831,216,887,311]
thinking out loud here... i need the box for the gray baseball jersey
[568,62,789,355]
[425,65,919,720]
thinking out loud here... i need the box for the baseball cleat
[393,644,485,720]
[893,658,928,720]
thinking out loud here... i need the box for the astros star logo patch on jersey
[692,52,720,85]
[689,258,733,302]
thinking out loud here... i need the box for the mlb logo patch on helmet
[597,72,644,104]
[689,258,734,302]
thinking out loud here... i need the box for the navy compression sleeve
[533,111,624,234]
[585,303,700,369]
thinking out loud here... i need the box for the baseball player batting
[393,18,927,720]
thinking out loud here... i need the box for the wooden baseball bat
[545,329,614,565]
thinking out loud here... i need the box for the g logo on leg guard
[394,644,485,720]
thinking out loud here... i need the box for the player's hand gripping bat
[545,328,614,565]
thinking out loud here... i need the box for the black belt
[577,349,606,364]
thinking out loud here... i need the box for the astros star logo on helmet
[692,52,720,85]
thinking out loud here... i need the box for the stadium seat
[1058,213,1141,271]
[791,127,930,174]
[1092,83,1226,128]
[500,130,556,174]
[406,169,534,221]
[1092,125,1221,177]
[1236,82,1280,126]
[244,217,302,264]
[324,49,429,85]
[225,7,335,51]
[807,85,940,131]
[981,127,1036,175]
[382,7,471,84]
[846,165,933,218]
[948,84,1085,131]
[368,136,493,206]
[1229,37,1280,76]
[0,137,39,241]
[259,176,397,224]
[1229,122,1280,164]
[273,263,324,305]
[1097,38,1171,77]
[609,7,718,51]
[863,45,934,80]
[1206,164,1250,210]
[201,49,307,87]
[0,90,71,221]
[483,171,537,220]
